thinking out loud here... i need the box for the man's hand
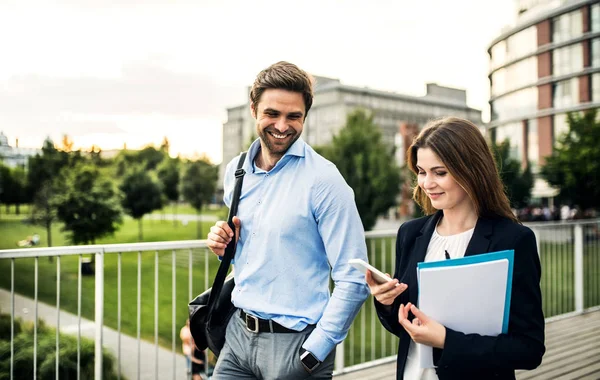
[398,302,446,348]
[206,217,241,257]
[365,271,407,306]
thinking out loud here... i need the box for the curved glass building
[488,0,600,182]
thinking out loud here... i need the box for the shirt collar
[247,137,306,173]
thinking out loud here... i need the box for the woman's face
[416,148,471,212]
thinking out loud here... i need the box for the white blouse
[403,224,475,380]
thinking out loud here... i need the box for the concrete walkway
[0,289,188,380]
[333,310,600,380]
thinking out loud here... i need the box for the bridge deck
[334,310,600,380]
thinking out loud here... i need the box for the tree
[31,182,57,247]
[119,166,163,241]
[157,157,181,225]
[317,109,402,231]
[7,166,27,215]
[0,164,11,218]
[541,109,600,210]
[181,159,218,238]
[53,163,123,245]
[491,139,533,209]
[137,146,167,171]
[160,136,170,154]
[26,138,69,202]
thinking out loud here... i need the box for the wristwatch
[300,348,321,373]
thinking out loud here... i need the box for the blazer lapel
[408,210,443,304]
[464,217,494,257]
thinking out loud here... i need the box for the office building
[220,77,482,189]
[488,0,600,196]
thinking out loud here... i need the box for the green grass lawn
[0,217,221,351]
[0,204,32,217]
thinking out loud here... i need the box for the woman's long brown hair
[407,117,519,223]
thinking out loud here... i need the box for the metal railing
[0,219,599,379]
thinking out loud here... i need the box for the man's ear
[250,103,257,119]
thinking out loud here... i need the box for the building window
[506,26,537,62]
[592,3,600,32]
[553,113,569,145]
[492,87,538,121]
[552,78,579,108]
[526,119,539,172]
[491,57,537,97]
[494,122,524,161]
[592,38,600,68]
[490,41,507,71]
[552,9,583,44]
[552,43,583,76]
[592,73,600,101]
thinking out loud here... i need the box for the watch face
[301,351,320,369]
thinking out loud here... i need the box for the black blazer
[375,211,545,380]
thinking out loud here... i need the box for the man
[206,61,369,379]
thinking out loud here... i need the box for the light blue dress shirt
[222,137,370,361]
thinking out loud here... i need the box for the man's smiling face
[252,88,305,158]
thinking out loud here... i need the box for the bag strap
[206,151,247,312]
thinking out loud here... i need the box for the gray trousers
[212,310,336,380]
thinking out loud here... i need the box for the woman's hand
[398,302,446,348]
[365,271,408,306]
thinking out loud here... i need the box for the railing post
[95,250,104,379]
[335,342,345,372]
[574,224,584,314]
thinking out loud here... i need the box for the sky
[0,0,517,164]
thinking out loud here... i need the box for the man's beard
[257,127,300,156]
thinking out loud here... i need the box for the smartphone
[349,258,393,284]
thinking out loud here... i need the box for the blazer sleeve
[374,223,410,337]
[433,227,545,370]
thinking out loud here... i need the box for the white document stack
[416,250,514,368]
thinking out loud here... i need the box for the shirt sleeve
[301,167,370,361]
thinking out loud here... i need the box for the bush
[0,315,121,380]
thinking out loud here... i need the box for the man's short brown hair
[250,61,314,118]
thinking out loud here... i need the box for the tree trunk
[173,202,177,227]
[138,218,143,241]
[46,220,53,262]
[196,210,202,239]
[15,203,20,215]
[47,220,52,247]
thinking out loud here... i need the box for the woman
[367,117,545,379]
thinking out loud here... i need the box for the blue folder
[417,250,515,333]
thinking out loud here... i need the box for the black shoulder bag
[188,152,247,357]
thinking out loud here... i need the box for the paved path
[333,310,600,380]
[0,289,189,380]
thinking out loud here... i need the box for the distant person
[560,205,570,221]
[180,320,194,376]
[365,117,545,379]
[191,347,207,380]
[206,61,369,379]
[31,233,40,246]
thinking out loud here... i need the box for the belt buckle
[245,313,260,333]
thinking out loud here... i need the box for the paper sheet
[416,255,511,368]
